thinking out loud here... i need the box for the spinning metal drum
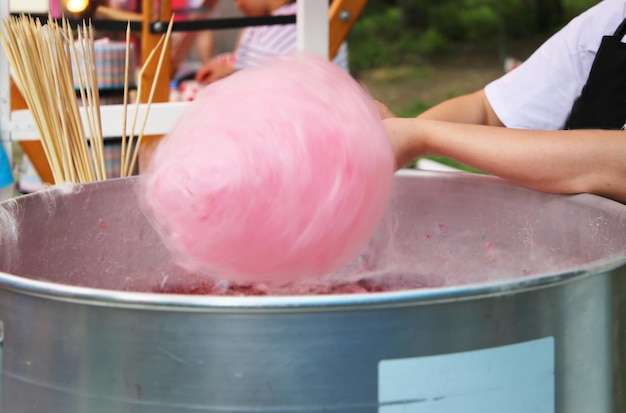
[0,170,624,413]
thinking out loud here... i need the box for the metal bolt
[152,21,164,33]
[339,10,351,22]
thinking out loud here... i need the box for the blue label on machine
[378,337,555,413]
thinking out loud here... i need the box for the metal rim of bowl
[0,170,625,312]
[0,255,623,312]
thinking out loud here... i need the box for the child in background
[194,0,349,85]
[170,0,220,77]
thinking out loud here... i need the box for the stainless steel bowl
[0,170,624,413]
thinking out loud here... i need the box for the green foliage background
[348,0,601,74]
[348,0,601,171]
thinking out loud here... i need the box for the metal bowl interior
[0,170,625,308]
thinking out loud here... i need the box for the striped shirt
[234,3,349,72]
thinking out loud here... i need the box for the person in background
[194,0,349,85]
[380,0,626,203]
[170,0,221,77]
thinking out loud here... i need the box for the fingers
[195,70,207,84]
[195,62,234,84]
[195,65,213,84]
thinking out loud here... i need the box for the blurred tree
[396,0,428,28]
[348,0,600,73]
[390,0,567,33]
[533,0,564,30]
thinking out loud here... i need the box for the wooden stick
[2,15,163,183]
[8,17,51,180]
[52,19,80,182]
[73,24,96,182]
[86,22,106,180]
[21,17,66,180]
[127,15,174,176]
[120,22,131,177]
[0,15,108,184]
[122,29,167,177]
[67,21,96,182]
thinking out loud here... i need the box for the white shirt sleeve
[485,0,626,130]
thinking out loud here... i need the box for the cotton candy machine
[0,170,625,413]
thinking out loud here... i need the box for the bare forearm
[389,118,626,202]
[418,90,504,126]
[171,32,199,74]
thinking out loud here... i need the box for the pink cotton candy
[140,54,394,284]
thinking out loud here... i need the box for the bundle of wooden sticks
[0,14,173,183]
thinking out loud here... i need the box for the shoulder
[485,0,626,129]
[560,0,626,52]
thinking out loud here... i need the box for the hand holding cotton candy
[140,55,394,284]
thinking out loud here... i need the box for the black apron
[564,17,626,130]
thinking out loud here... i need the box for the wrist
[417,119,434,155]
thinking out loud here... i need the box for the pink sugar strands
[140,55,395,284]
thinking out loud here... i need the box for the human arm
[172,31,213,76]
[170,0,219,76]
[194,27,243,84]
[376,88,503,126]
[194,59,235,84]
[418,89,504,126]
[385,117,626,203]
